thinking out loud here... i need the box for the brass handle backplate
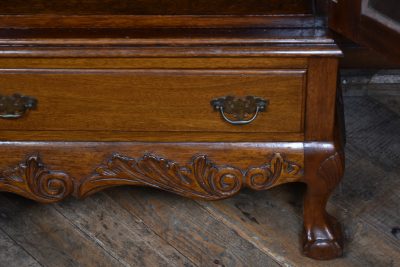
[0,93,38,119]
[211,96,269,125]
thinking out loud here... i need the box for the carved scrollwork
[79,152,304,200]
[79,154,244,200]
[0,155,73,203]
[0,153,304,202]
[245,153,303,190]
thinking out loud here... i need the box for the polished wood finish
[0,57,308,69]
[1,93,398,266]
[0,69,305,135]
[0,131,304,142]
[0,142,304,199]
[81,152,302,199]
[0,155,73,203]
[6,148,297,202]
[0,28,340,58]
[0,0,313,28]
[0,2,347,261]
[303,142,344,260]
[0,0,312,15]
[305,58,339,141]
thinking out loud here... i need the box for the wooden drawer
[0,69,305,133]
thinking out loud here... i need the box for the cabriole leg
[303,143,344,260]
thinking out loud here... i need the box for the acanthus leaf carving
[79,152,304,200]
[245,153,303,190]
[0,155,73,203]
[79,154,244,200]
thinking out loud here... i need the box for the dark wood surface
[328,0,400,63]
[0,0,315,28]
[0,28,340,58]
[0,93,398,266]
[334,33,400,69]
[0,0,312,15]
[0,25,343,259]
[339,44,400,69]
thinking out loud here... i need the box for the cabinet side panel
[305,57,339,141]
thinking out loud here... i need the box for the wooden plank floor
[0,94,399,266]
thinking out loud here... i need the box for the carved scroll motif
[0,153,304,202]
[246,153,303,190]
[79,153,303,200]
[0,155,73,203]
[79,154,243,200]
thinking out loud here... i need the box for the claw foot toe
[302,219,343,260]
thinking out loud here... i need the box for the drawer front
[0,69,305,133]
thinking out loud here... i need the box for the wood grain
[0,27,333,45]
[0,142,304,202]
[0,194,121,266]
[0,57,308,70]
[305,58,339,141]
[0,11,345,261]
[190,95,400,265]
[0,228,41,267]
[0,130,304,142]
[0,94,397,266]
[107,187,281,266]
[0,27,341,58]
[0,155,73,203]
[0,69,306,135]
[79,152,303,200]
[54,193,196,266]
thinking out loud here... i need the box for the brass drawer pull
[0,93,38,119]
[211,96,269,125]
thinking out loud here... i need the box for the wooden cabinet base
[0,25,344,260]
[0,138,344,260]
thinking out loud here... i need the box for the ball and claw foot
[302,214,344,260]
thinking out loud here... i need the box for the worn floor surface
[0,93,399,267]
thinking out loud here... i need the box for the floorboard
[0,195,121,267]
[54,193,196,267]
[0,228,41,267]
[107,188,281,267]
